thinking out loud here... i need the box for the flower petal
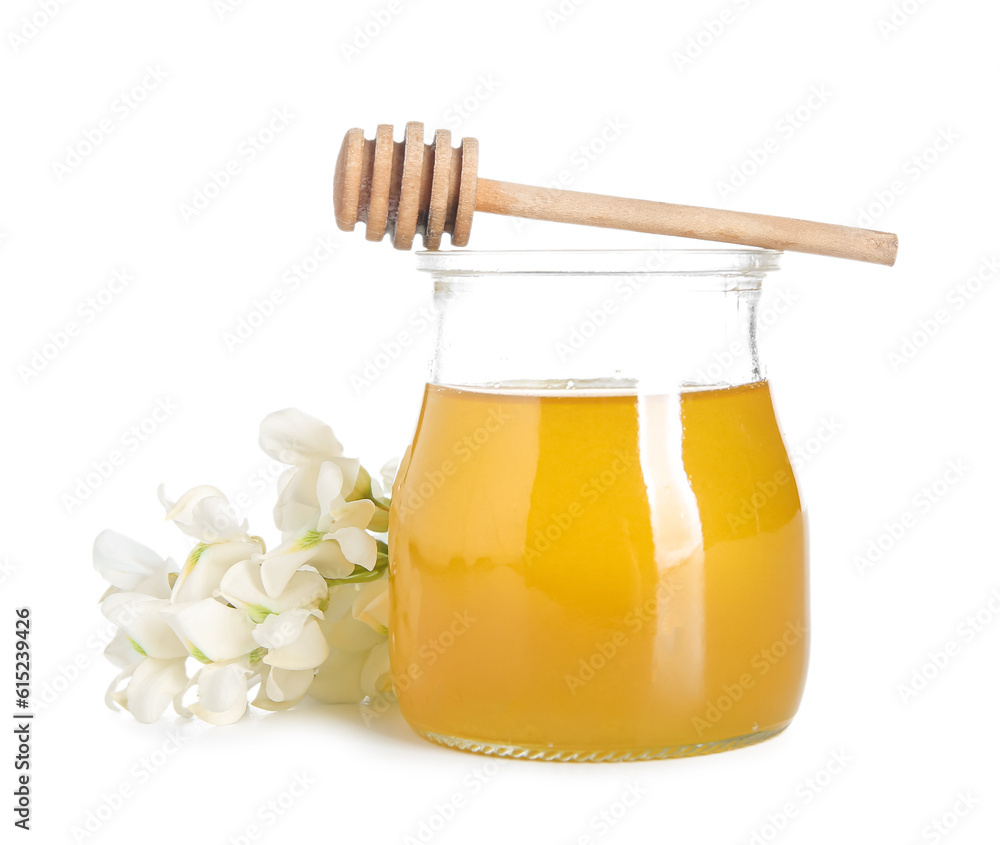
[315,462,346,512]
[318,498,376,534]
[125,657,189,724]
[189,696,248,726]
[274,461,363,537]
[197,663,250,713]
[360,641,392,698]
[379,458,399,495]
[308,649,367,704]
[220,560,327,617]
[273,464,322,536]
[159,483,225,527]
[352,580,389,633]
[105,664,137,711]
[172,540,260,604]
[93,530,171,596]
[263,616,329,670]
[324,583,359,621]
[259,543,320,598]
[250,667,300,711]
[265,667,315,702]
[259,408,343,464]
[159,485,247,543]
[327,526,377,570]
[162,599,257,662]
[303,540,356,581]
[172,673,198,719]
[104,629,145,670]
[318,587,384,652]
[101,592,188,659]
[188,497,249,543]
[252,608,314,650]
[367,506,389,535]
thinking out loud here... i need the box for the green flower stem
[324,555,388,587]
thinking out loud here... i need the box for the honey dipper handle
[476,178,898,266]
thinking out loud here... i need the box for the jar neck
[420,250,777,393]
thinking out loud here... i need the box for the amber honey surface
[389,380,808,757]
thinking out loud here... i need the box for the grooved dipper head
[333,122,478,250]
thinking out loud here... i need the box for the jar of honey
[389,249,808,761]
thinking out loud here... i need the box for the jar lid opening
[415,248,781,277]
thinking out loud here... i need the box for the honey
[389,379,808,759]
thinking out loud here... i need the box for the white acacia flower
[260,409,362,535]
[106,657,188,724]
[352,580,389,634]
[308,649,369,704]
[159,485,261,604]
[271,458,373,537]
[253,607,322,652]
[101,592,189,660]
[379,458,399,497]
[97,407,393,724]
[321,585,384,653]
[96,531,189,723]
[360,641,392,698]
[93,530,175,599]
[265,665,315,703]
[259,407,344,465]
[172,538,262,605]
[158,484,248,543]
[182,662,255,726]
[103,629,144,671]
[252,666,306,712]
[255,609,329,702]
[219,560,327,621]
[162,598,257,663]
[353,580,392,697]
[223,561,331,704]
[259,464,377,598]
[351,577,392,696]
[308,579,391,705]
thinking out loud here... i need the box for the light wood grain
[476,179,897,265]
[391,121,425,250]
[334,125,898,265]
[425,128,452,250]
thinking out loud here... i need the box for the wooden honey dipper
[334,121,898,265]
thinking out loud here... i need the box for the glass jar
[388,249,808,761]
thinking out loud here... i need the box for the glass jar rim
[415,248,781,276]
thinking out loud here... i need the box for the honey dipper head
[333,122,479,250]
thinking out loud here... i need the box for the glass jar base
[411,721,792,763]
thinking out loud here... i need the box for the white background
[2,0,998,842]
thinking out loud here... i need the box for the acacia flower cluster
[95,408,394,724]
